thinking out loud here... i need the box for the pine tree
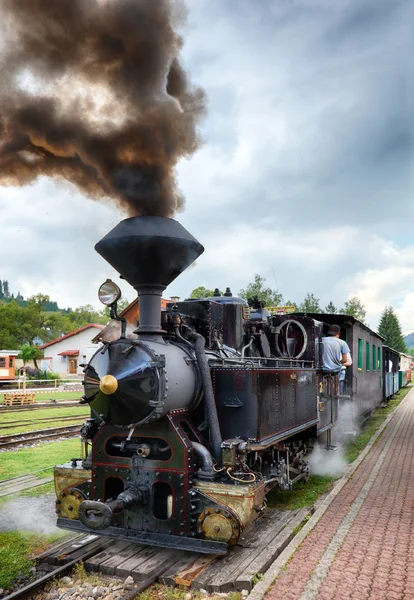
[325,301,337,314]
[0,280,3,299]
[377,306,407,352]
[2,280,9,298]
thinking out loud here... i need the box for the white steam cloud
[308,402,360,478]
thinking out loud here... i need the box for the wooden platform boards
[41,507,311,593]
[0,474,53,497]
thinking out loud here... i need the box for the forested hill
[0,279,60,311]
[403,333,414,349]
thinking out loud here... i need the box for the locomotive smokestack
[95,216,204,333]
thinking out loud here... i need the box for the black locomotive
[54,216,339,555]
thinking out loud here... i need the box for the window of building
[372,345,376,371]
[0,358,6,367]
[9,358,14,368]
[378,348,381,371]
[61,355,67,363]
[358,339,363,370]
[366,342,370,371]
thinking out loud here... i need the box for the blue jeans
[339,369,346,395]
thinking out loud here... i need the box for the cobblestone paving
[265,389,414,600]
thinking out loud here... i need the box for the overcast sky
[0,0,413,332]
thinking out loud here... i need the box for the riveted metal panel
[212,368,318,444]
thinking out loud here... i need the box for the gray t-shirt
[322,337,350,372]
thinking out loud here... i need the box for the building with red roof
[39,324,105,376]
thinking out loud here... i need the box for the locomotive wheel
[56,488,86,520]
[197,507,241,546]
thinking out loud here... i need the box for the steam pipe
[187,331,223,464]
[192,441,215,477]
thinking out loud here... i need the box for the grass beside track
[0,406,89,436]
[0,530,69,591]
[344,383,413,462]
[0,438,83,481]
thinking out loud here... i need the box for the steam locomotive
[54,216,339,555]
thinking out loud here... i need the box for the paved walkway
[264,388,414,600]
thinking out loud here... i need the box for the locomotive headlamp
[98,279,121,307]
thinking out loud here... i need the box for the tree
[298,293,321,313]
[3,280,10,298]
[19,343,42,369]
[63,304,109,330]
[190,286,215,299]
[325,301,337,314]
[339,297,367,323]
[0,280,3,299]
[377,307,407,352]
[239,275,283,307]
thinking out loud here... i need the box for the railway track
[0,415,86,431]
[2,535,176,600]
[0,425,81,449]
[1,507,310,599]
[0,401,81,412]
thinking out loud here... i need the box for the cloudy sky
[0,0,413,331]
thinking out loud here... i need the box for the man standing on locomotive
[322,324,351,374]
[321,324,351,397]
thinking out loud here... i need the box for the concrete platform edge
[246,387,414,600]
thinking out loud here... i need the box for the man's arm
[340,342,351,364]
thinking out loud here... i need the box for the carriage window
[0,358,6,367]
[358,339,363,370]
[377,348,381,371]
[366,342,370,371]
[372,346,376,371]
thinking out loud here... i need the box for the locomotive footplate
[56,517,228,555]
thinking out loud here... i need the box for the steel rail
[0,415,86,431]
[0,401,81,412]
[0,425,80,449]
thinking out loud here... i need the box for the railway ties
[0,473,53,497]
[1,507,311,599]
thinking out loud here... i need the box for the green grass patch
[0,438,83,481]
[344,383,413,463]
[266,475,336,510]
[0,530,67,591]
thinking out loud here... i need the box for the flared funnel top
[95,216,204,289]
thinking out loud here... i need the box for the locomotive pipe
[188,331,223,464]
[134,284,165,334]
[192,441,215,479]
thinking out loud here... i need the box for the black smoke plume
[0,0,206,216]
